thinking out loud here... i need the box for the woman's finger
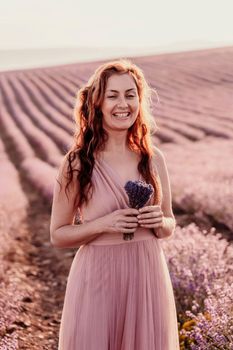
[124,216,139,223]
[139,217,162,224]
[118,220,138,228]
[140,222,163,228]
[138,212,163,220]
[125,222,138,228]
[139,205,159,213]
[119,227,137,233]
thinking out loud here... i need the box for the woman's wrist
[153,216,176,239]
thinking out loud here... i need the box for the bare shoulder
[58,152,80,174]
[151,145,167,174]
[151,145,175,228]
[50,152,81,238]
[56,152,81,191]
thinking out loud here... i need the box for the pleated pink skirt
[58,235,179,349]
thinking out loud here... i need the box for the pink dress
[58,157,180,350]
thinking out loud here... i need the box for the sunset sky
[0,0,232,50]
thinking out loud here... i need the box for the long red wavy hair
[60,58,161,216]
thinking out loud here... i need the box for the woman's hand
[137,205,164,230]
[99,208,139,235]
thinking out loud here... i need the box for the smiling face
[101,73,140,132]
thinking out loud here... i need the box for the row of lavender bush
[162,223,233,349]
[162,139,233,232]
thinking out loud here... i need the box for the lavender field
[0,46,233,349]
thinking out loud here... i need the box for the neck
[104,131,129,154]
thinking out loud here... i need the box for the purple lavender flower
[123,180,154,241]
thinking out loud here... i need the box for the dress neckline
[96,157,142,188]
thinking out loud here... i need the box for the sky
[0,0,233,50]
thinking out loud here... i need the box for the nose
[116,96,128,108]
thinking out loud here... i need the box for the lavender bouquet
[123,180,154,241]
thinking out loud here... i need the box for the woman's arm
[152,146,176,239]
[50,156,105,249]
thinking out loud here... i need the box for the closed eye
[107,95,135,98]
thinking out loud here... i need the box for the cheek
[133,102,140,114]
[102,101,113,114]
[132,97,140,109]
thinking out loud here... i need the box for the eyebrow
[106,88,137,93]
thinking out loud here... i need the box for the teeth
[113,112,130,117]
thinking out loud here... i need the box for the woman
[50,59,180,349]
